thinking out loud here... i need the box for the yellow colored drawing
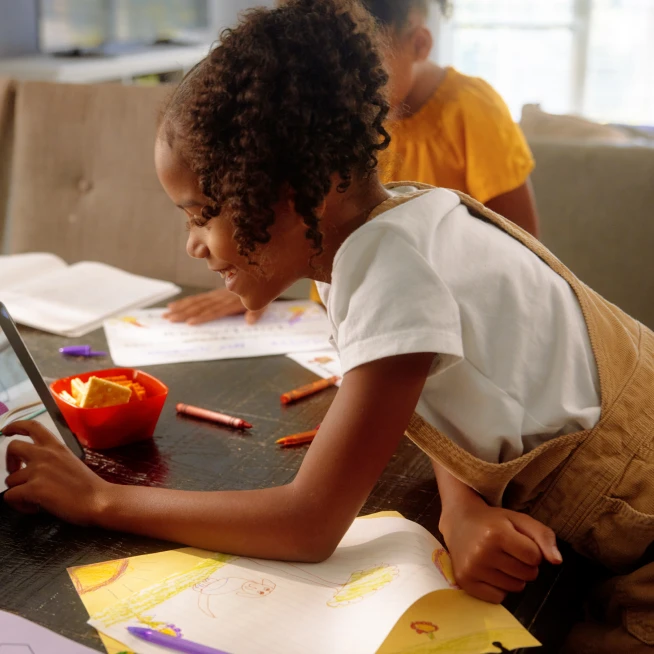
[138,615,182,638]
[118,316,145,328]
[70,559,129,595]
[328,564,399,607]
[378,589,540,654]
[93,553,235,628]
[432,548,458,588]
[68,547,225,654]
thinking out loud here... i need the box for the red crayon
[176,403,253,430]
[276,429,319,447]
[280,376,340,405]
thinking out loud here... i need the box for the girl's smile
[154,135,391,312]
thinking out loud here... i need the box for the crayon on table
[176,403,252,429]
[276,428,319,447]
[280,376,340,405]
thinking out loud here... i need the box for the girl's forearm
[92,482,333,561]
[432,459,488,541]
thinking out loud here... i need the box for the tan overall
[372,183,654,652]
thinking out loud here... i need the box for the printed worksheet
[103,301,331,366]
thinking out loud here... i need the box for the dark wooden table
[0,299,601,653]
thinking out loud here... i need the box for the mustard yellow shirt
[309,67,534,303]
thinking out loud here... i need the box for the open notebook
[0,253,180,337]
[72,514,540,654]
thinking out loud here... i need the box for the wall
[0,0,39,57]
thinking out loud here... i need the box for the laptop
[0,302,83,494]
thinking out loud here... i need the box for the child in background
[4,3,649,651]
[164,0,539,322]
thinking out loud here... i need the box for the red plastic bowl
[50,367,168,450]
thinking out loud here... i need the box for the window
[40,0,213,54]
[437,0,654,125]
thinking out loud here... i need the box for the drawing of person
[193,576,276,618]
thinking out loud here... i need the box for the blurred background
[0,0,653,324]
[0,0,651,126]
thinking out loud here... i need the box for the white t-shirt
[317,187,601,463]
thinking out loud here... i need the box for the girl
[164,0,539,323]
[4,2,652,651]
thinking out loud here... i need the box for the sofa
[528,138,654,329]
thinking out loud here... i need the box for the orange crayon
[276,429,319,447]
[280,376,339,405]
[176,403,252,430]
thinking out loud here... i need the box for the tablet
[0,302,83,494]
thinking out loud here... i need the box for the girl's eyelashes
[185,214,210,230]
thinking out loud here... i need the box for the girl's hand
[440,499,562,604]
[2,420,110,525]
[164,289,265,325]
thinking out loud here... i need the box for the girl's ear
[411,25,433,62]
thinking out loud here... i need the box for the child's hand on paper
[164,289,266,325]
[2,420,109,524]
[440,500,562,604]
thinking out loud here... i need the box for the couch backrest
[7,80,217,288]
[0,77,16,252]
[530,138,654,329]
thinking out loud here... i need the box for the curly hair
[161,0,390,259]
[361,0,452,28]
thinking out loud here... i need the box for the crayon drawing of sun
[432,548,458,588]
[327,564,398,607]
[119,316,146,328]
[288,307,306,325]
[70,559,130,595]
[411,620,439,639]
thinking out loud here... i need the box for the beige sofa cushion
[0,78,16,252]
[7,80,217,289]
[521,104,630,143]
[530,138,654,329]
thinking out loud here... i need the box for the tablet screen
[0,329,69,492]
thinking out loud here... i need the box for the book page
[0,610,97,653]
[0,252,67,290]
[90,517,458,654]
[103,301,331,366]
[1,262,180,336]
[72,515,539,654]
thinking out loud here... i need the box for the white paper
[103,301,332,366]
[0,260,180,337]
[0,610,97,654]
[90,517,456,654]
[287,348,343,385]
